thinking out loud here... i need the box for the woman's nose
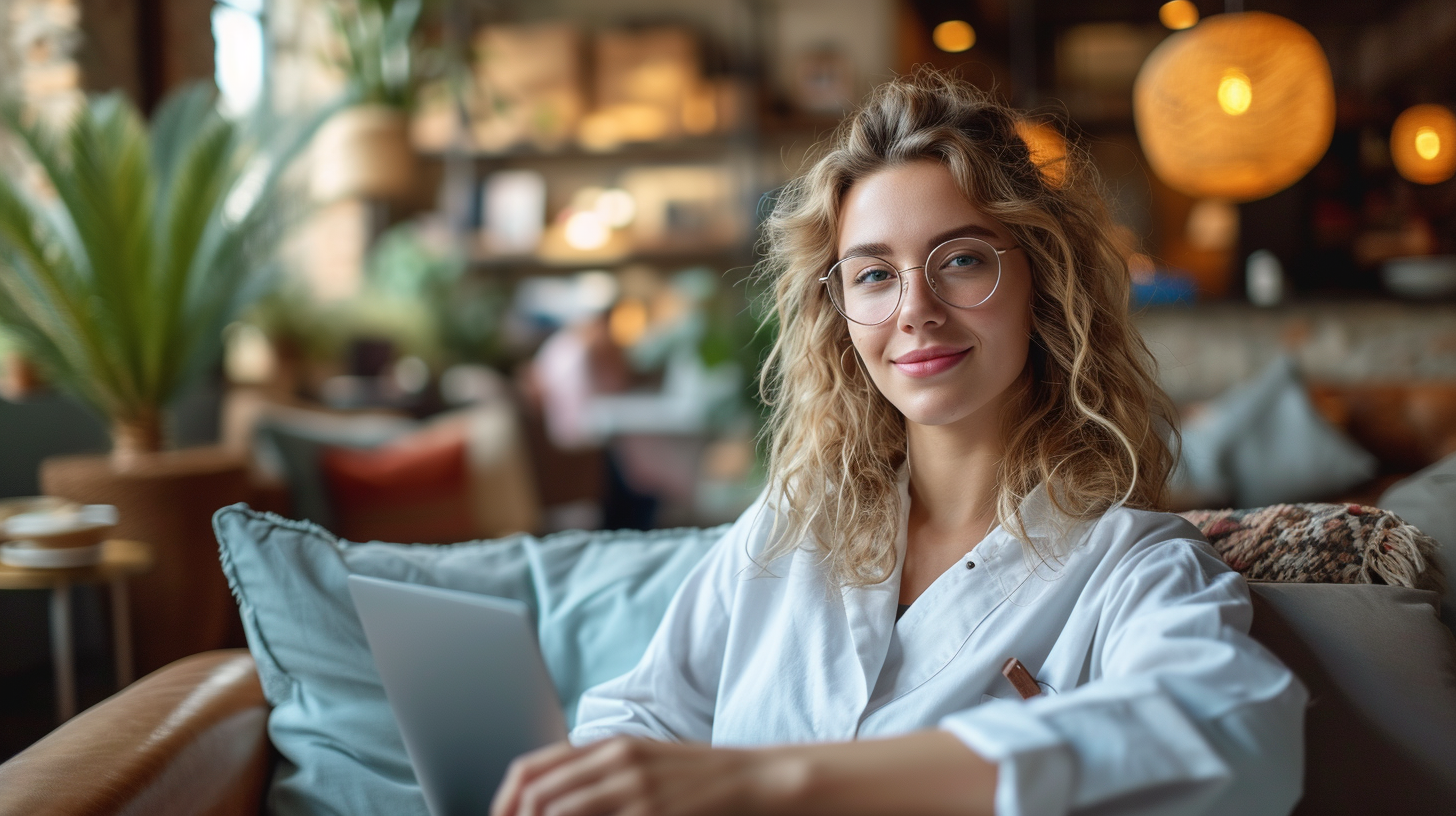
[896,267,946,329]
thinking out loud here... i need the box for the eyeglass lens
[826,237,1002,325]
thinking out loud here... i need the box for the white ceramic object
[0,496,73,525]
[1,503,117,559]
[0,541,104,568]
[1382,255,1456,300]
[481,170,547,255]
[1246,249,1286,307]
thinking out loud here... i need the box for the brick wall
[3,0,214,118]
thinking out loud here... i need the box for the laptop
[347,575,570,816]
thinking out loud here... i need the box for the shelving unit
[441,136,763,277]
[416,1,847,288]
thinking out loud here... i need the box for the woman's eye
[944,253,983,269]
[854,267,895,284]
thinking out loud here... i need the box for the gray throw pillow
[1174,356,1377,508]
[1379,454,1456,634]
[1248,582,1456,815]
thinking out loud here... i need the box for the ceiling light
[933,21,976,53]
[1159,1,1199,31]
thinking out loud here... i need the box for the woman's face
[835,159,1034,431]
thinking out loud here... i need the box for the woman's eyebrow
[839,224,1003,260]
[840,240,894,259]
[929,223,1002,245]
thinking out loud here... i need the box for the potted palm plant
[312,0,424,201]
[0,85,327,672]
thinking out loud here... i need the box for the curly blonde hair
[755,70,1178,587]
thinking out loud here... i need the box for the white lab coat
[571,466,1308,816]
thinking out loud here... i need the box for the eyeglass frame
[818,236,1020,326]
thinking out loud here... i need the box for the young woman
[492,72,1307,816]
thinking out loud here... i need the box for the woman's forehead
[836,161,1008,256]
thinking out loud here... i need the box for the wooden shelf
[416,111,843,166]
[420,132,758,165]
[468,245,754,274]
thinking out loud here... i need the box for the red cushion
[320,430,476,544]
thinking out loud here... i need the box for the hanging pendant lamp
[1133,11,1335,201]
[1390,104,1456,185]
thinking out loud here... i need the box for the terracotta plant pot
[1,351,45,401]
[310,105,417,201]
[41,447,250,675]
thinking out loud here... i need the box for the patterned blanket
[1180,503,1447,595]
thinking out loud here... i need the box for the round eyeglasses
[819,237,1014,326]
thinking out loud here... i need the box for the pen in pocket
[1001,658,1042,700]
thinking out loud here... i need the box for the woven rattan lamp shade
[1134,12,1335,201]
[1391,104,1456,185]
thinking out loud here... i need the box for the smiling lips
[891,345,971,377]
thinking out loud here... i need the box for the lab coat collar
[836,461,1091,709]
[837,463,912,705]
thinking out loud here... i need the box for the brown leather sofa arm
[0,649,271,816]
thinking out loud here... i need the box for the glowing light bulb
[933,21,975,53]
[1390,104,1456,184]
[564,211,610,251]
[1159,0,1199,30]
[1218,70,1252,116]
[1415,127,1441,161]
[594,188,636,228]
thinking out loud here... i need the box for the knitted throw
[1180,503,1447,596]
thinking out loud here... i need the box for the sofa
[1,501,1454,816]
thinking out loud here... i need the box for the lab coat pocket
[980,681,1056,704]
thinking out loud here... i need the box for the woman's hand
[490,731,996,816]
[490,736,791,816]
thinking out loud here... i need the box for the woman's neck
[899,417,1004,605]
[905,415,1003,536]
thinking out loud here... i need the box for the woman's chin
[896,399,980,429]
[891,386,1011,431]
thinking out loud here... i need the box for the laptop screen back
[348,575,569,816]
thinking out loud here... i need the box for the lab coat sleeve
[939,530,1308,816]
[569,495,765,746]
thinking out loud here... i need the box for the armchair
[0,651,269,816]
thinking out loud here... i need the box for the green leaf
[158,96,338,402]
[146,111,237,397]
[0,169,132,414]
[149,83,221,192]
[330,0,421,108]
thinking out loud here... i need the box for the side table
[0,540,154,722]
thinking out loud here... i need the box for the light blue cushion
[213,504,726,816]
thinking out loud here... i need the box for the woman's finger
[537,764,654,816]
[518,738,654,816]
[491,741,583,816]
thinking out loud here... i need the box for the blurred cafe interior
[2,0,1456,772]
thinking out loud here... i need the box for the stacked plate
[0,498,118,569]
[1382,256,1456,300]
